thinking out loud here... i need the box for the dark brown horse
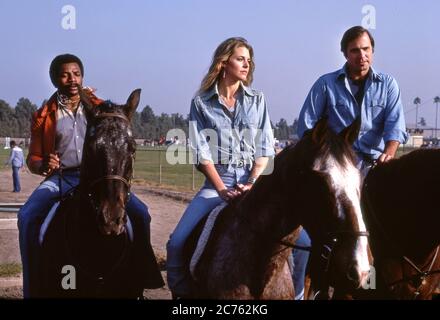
[189,118,371,299]
[357,148,440,299]
[39,89,163,298]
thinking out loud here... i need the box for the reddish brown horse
[357,148,440,299]
[189,118,371,299]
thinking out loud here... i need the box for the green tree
[15,98,37,138]
[290,118,299,137]
[140,105,158,139]
[413,97,421,128]
[275,118,289,140]
[0,100,17,136]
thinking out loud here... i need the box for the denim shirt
[298,65,408,161]
[7,146,24,168]
[189,82,275,171]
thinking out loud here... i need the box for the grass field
[0,144,419,192]
[133,146,205,191]
[0,146,206,191]
[0,263,21,277]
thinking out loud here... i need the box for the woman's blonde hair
[199,37,255,93]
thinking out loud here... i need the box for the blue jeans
[291,228,311,300]
[166,164,250,296]
[12,166,21,192]
[17,171,151,298]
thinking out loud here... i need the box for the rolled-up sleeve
[26,111,45,174]
[255,93,275,158]
[189,98,213,164]
[297,78,327,138]
[383,77,408,144]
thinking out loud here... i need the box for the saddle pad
[189,202,227,279]
[39,202,134,245]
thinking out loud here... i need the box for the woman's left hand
[235,183,253,194]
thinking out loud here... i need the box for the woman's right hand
[218,188,240,202]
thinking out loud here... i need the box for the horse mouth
[97,212,127,236]
[99,223,126,236]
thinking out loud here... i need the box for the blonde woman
[166,37,275,298]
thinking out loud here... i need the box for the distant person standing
[5,140,24,192]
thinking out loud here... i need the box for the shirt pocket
[369,99,385,122]
[334,100,352,120]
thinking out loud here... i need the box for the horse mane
[365,148,440,204]
[368,148,440,184]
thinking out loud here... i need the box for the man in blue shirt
[6,140,24,192]
[298,26,408,165]
[294,26,408,300]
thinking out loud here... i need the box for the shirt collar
[337,64,384,82]
[203,81,256,100]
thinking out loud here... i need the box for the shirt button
[78,150,81,153]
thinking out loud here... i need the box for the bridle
[386,246,440,299]
[279,230,369,254]
[85,112,134,211]
[276,157,370,299]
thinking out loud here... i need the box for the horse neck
[236,174,299,241]
[366,164,439,260]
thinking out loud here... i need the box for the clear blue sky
[1,0,439,127]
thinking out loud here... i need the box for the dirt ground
[0,169,192,299]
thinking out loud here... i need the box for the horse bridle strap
[95,112,130,123]
[327,231,370,238]
[89,175,131,190]
[278,231,369,251]
[387,245,440,298]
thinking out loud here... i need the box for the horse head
[78,88,140,236]
[281,118,370,294]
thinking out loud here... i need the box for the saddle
[39,200,134,245]
[186,202,228,280]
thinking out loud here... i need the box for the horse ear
[78,86,95,118]
[125,89,141,120]
[339,117,361,145]
[311,117,328,145]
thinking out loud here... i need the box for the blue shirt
[189,82,275,170]
[298,65,408,160]
[7,146,24,168]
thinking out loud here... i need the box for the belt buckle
[236,159,244,168]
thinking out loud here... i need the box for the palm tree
[434,96,440,138]
[414,97,421,129]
